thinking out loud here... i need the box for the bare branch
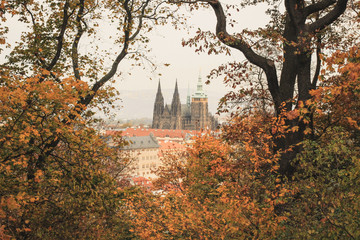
[304,0,336,16]
[47,0,72,71]
[308,0,349,32]
[129,0,151,41]
[72,0,86,81]
[80,0,132,106]
[208,0,281,109]
[143,1,168,19]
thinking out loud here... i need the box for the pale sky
[1,2,270,120]
[112,5,269,119]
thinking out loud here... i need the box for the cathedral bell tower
[152,81,164,129]
[191,75,209,130]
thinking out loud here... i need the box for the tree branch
[312,33,322,88]
[80,0,132,106]
[72,0,86,81]
[304,0,336,16]
[47,0,74,71]
[308,0,348,32]
[129,0,150,41]
[284,0,302,31]
[208,0,281,110]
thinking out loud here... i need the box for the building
[121,134,160,179]
[119,134,187,179]
[152,76,218,130]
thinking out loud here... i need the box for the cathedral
[152,76,218,130]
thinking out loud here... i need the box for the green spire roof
[192,74,207,99]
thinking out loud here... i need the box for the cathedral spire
[152,80,164,128]
[154,80,164,110]
[171,79,181,114]
[156,80,163,98]
[172,79,180,101]
[170,79,181,129]
[174,79,179,94]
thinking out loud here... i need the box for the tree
[0,72,137,239]
[278,46,360,239]
[177,0,359,176]
[0,0,176,238]
[129,131,296,239]
[128,46,360,239]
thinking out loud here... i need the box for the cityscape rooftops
[107,127,197,140]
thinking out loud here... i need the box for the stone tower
[152,77,217,130]
[170,80,182,129]
[191,75,209,130]
[152,81,164,129]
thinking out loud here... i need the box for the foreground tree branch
[175,0,352,176]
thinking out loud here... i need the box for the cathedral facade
[152,76,218,130]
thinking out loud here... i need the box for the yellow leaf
[42,69,50,75]
[304,128,312,135]
[286,110,299,120]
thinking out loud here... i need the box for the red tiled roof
[159,141,186,150]
[118,127,196,138]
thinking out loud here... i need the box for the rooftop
[121,135,160,150]
[107,127,197,139]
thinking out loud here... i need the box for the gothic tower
[151,77,216,130]
[170,80,182,129]
[152,81,164,129]
[191,75,209,130]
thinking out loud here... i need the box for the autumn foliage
[0,72,136,239]
[127,47,360,239]
[1,0,360,239]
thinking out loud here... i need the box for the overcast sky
[112,4,269,120]
[1,2,270,120]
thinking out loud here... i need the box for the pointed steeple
[170,79,182,129]
[156,80,163,100]
[174,79,179,95]
[152,80,164,128]
[171,79,181,114]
